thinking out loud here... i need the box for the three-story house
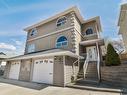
[4,6,104,86]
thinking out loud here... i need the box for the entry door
[86,46,97,61]
[32,58,53,84]
[9,62,21,80]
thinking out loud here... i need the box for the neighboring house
[118,3,127,53]
[4,6,104,86]
[0,52,7,76]
[0,52,7,65]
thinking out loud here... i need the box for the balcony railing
[82,33,99,41]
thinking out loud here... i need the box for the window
[27,44,35,53]
[85,28,93,35]
[56,36,68,48]
[30,28,37,37]
[57,16,67,27]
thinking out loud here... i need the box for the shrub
[105,43,121,66]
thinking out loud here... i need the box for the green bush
[105,43,121,66]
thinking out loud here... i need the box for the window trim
[56,16,67,27]
[55,35,68,48]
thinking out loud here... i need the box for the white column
[96,42,100,81]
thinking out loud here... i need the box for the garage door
[9,61,21,80]
[32,58,53,84]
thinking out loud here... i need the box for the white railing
[83,53,89,79]
[83,33,98,37]
[72,60,78,76]
[96,42,100,81]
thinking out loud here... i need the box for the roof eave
[24,6,84,32]
[6,50,83,61]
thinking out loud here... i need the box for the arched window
[56,36,68,48]
[85,28,93,35]
[57,16,67,27]
[30,28,37,37]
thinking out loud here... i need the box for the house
[118,3,127,53]
[0,52,7,76]
[4,6,104,86]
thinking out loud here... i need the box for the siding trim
[27,26,74,42]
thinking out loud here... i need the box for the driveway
[0,77,122,95]
[0,82,121,95]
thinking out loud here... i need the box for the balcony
[82,33,99,41]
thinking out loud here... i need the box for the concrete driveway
[0,82,121,95]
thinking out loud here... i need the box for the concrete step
[85,72,98,75]
[76,79,99,86]
[85,73,98,76]
[84,62,98,81]
[66,83,122,93]
[85,76,98,80]
[86,70,97,73]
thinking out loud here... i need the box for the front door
[86,46,97,61]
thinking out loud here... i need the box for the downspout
[63,56,66,87]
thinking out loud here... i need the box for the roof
[24,6,102,32]
[6,49,83,61]
[82,16,102,32]
[24,6,84,31]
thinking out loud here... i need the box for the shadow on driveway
[0,77,49,90]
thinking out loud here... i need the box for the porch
[77,38,104,85]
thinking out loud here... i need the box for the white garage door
[9,61,21,80]
[32,58,53,84]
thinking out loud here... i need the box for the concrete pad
[0,78,122,95]
[0,83,121,95]
[0,77,49,90]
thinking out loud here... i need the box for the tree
[105,43,121,66]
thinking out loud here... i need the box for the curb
[66,84,122,93]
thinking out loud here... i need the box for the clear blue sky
[0,0,125,57]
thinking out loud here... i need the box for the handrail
[96,42,100,81]
[72,60,78,76]
[83,53,89,79]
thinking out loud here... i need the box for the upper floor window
[56,16,67,27]
[27,44,35,53]
[85,28,93,35]
[30,28,37,37]
[56,36,68,48]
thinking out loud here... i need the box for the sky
[0,0,126,57]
